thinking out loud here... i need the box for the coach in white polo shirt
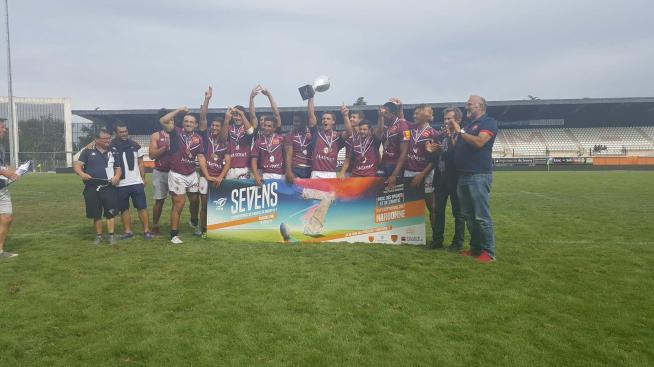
[112,122,151,240]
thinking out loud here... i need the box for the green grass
[1,172,653,366]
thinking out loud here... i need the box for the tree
[17,117,66,170]
[18,117,65,153]
[353,97,367,106]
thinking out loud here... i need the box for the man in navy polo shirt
[74,129,122,245]
[450,95,498,262]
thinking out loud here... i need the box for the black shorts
[117,184,147,211]
[83,185,118,219]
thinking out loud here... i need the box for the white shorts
[152,169,169,200]
[404,169,434,194]
[198,176,209,195]
[168,171,199,195]
[0,188,12,215]
[310,171,337,179]
[227,167,250,180]
[262,173,283,180]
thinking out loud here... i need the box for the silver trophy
[299,75,331,100]
[313,75,331,92]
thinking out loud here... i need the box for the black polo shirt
[78,147,120,184]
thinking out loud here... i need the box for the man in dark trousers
[426,107,465,251]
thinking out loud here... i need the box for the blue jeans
[457,173,495,258]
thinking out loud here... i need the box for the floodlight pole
[4,0,18,166]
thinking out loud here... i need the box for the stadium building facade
[74,97,654,167]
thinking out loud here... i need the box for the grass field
[1,171,653,366]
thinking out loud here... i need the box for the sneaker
[475,251,495,263]
[151,227,161,237]
[193,227,202,236]
[93,234,103,245]
[201,232,208,239]
[108,235,117,245]
[0,251,18,259]
[459,250,473,257]
[144,232,153,240]
[121,232,134,241]
[170,236,183,245]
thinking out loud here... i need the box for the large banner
[207,177,426,245]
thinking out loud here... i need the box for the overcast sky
[1,0,653,110]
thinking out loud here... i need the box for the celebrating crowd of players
[72,87,498,262]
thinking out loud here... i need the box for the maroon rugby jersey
[251,133,285,174]
[228,124,253,168]
[204,133,229,177]
[381,118,410,165]
[346,133,381,177]
[154,130,170,172]
[311,128,345,172]
[168,127,204,175]
[284,129,312,167]
[406,123,440,172]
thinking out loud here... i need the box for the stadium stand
[73,98,654,163]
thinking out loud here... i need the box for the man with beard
[159,107,205,244]
[378,99,410,188]
[148,111,172,237]
[112,122,151,240]
[307,97,353,178]
[251,116,285,185]
[224,105,254,180]
[74,129,122,245]
[339,114,381,178]
[198,87,230,239]
[450,95,498,262]
[284,103,317,183]
[403,105,440,247]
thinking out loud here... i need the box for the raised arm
[375,105,385,141]
[262,88,282,131]
[389,97,404,120]
[199,86,212,132]
[159,106,188,132]
[221,108,232,142]
[249,85,261,129]
[308,97,317,128]
[340,103,353,139]
[236,109,253,133]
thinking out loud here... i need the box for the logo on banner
[213,198,227,211]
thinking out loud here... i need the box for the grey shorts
[152,169,169,200]
[0,188,13,215]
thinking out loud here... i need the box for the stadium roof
[73,97,654,134]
